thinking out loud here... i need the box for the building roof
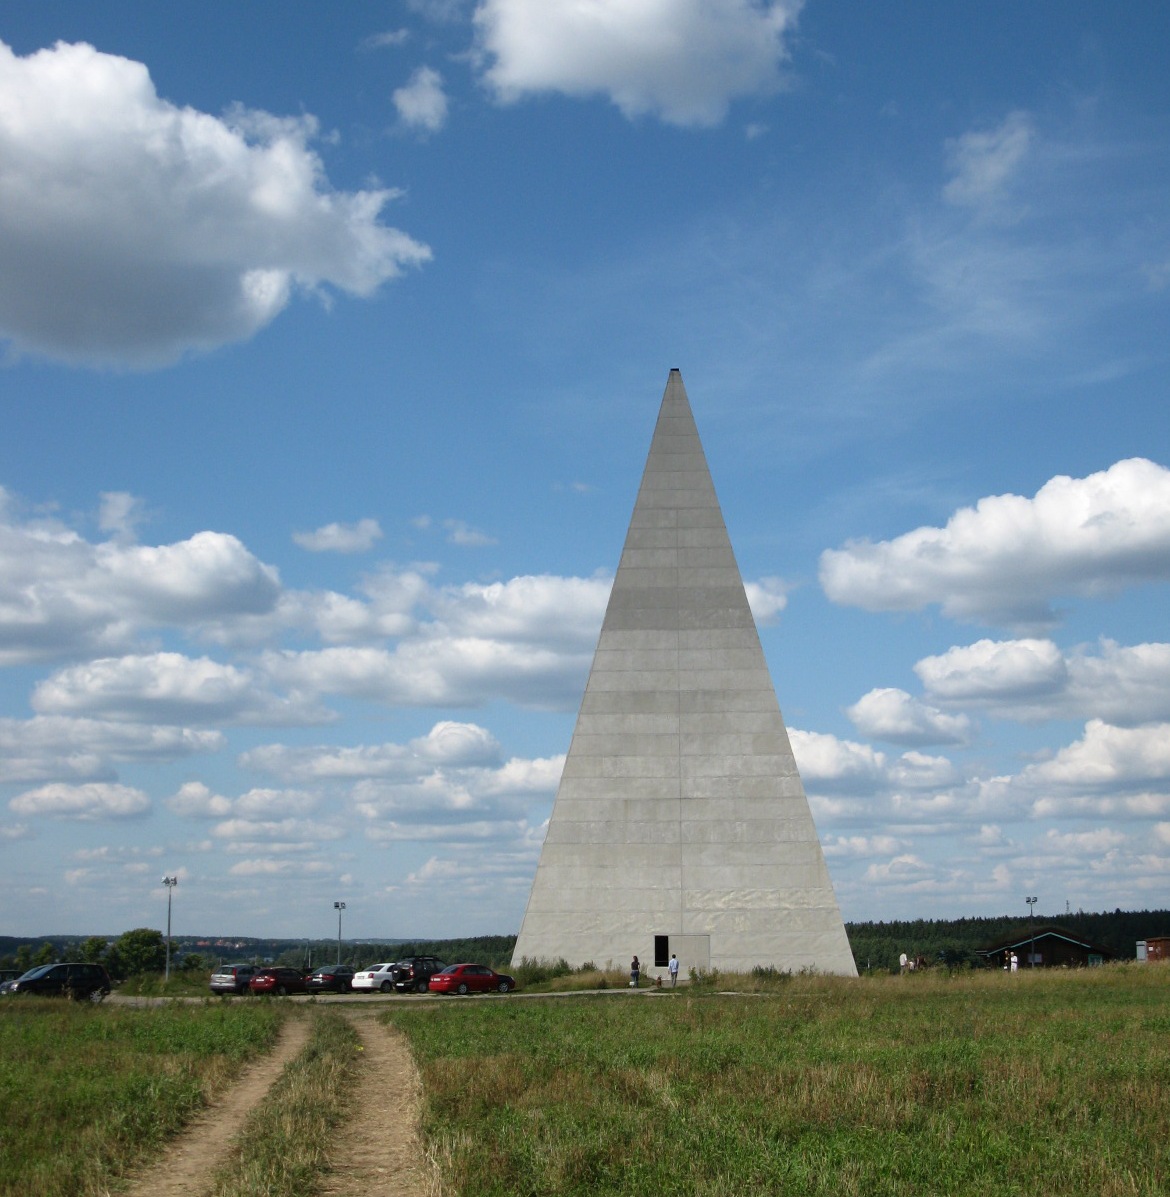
[976,925,1113,958]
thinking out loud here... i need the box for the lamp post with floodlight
[1026,895,1038,968]
[334,901,346,965]
[162,876,178,981]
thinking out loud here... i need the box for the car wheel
[277,985,288,997]
[89,989,107,1003]
[497,981,510,993]
[380,980,393,993]
[416,980,429,994]
[457,982,469,995]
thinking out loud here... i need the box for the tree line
[0,928,193,980]
[846,908,1170,972]
[6,912,1166,980]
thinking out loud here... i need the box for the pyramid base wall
[512,904,858,977]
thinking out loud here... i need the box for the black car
[6,962,111,1001]
[393,955,448,994]
[209,963,259,995]
[305,965,355,994]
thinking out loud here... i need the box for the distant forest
[845,909,1170,972]
[3,911,1166,975]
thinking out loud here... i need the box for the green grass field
[383,964,1170,1196]
[0,999,284,1197]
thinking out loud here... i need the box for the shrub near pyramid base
[513,371,856,978]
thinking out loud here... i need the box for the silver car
[209,964,258,995]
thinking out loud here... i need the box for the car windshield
[437,965,458,975]
[19,965,53,980]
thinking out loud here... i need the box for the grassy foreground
[384,964,1170,1196]
[0,999,284,1197]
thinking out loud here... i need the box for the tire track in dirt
[318,1012,441,1196]
[119,1015,310,1197]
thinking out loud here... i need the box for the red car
[248,967,310,996]
[428,963,516,995]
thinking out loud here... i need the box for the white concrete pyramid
[513,370,856,977]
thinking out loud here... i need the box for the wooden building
[1139,937,1170,962]
[977,925,1113,969]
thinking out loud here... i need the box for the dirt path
[318,1013,442,1196]
[120,1015,311,1197]
[116,1008,438,1197]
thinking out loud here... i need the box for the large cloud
[915,638,1170,726]
[473,0,802,126]
[0,495,281,664]
[32,653,325,726]
[9,781,150,820]
[237,720,563,845]
[0,39,430,367]
[0,716,221,784]
[241,721,506,782]
[819,459,1170,629]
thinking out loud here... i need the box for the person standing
[668,953,679,987]
[630,955,640,988]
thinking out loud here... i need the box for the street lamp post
[334,901,346,965]
[162,876,178,981]
[1026,895,1038,969]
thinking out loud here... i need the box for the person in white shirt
[668,953,679,986]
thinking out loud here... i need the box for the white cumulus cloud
[819,459,1170,630]
[393,66,449,133]
[0,498,281,664]
[0,38,430,367]
[293,519,384,554]
[917,638,1170,726]
[9,781,150,820]
[0,716,221,784]
[32,652,325,726]
[473,0,803,127]
[846,688,971,746]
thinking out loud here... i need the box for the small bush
[512,956,574,987]
[687,966,722,989]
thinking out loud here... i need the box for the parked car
[305,965,355,994]
[393,956,448,994]
[209,964,259,995]
[351,962,400,993]
[428,963,516,995]
[4,962,112,1001]
[248,967,310,996]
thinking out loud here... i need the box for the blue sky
[2,1,1168,943]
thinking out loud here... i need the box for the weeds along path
[120,1015,311,1197]
[318,1011,440,1197]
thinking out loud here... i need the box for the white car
[351,962,400,993]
